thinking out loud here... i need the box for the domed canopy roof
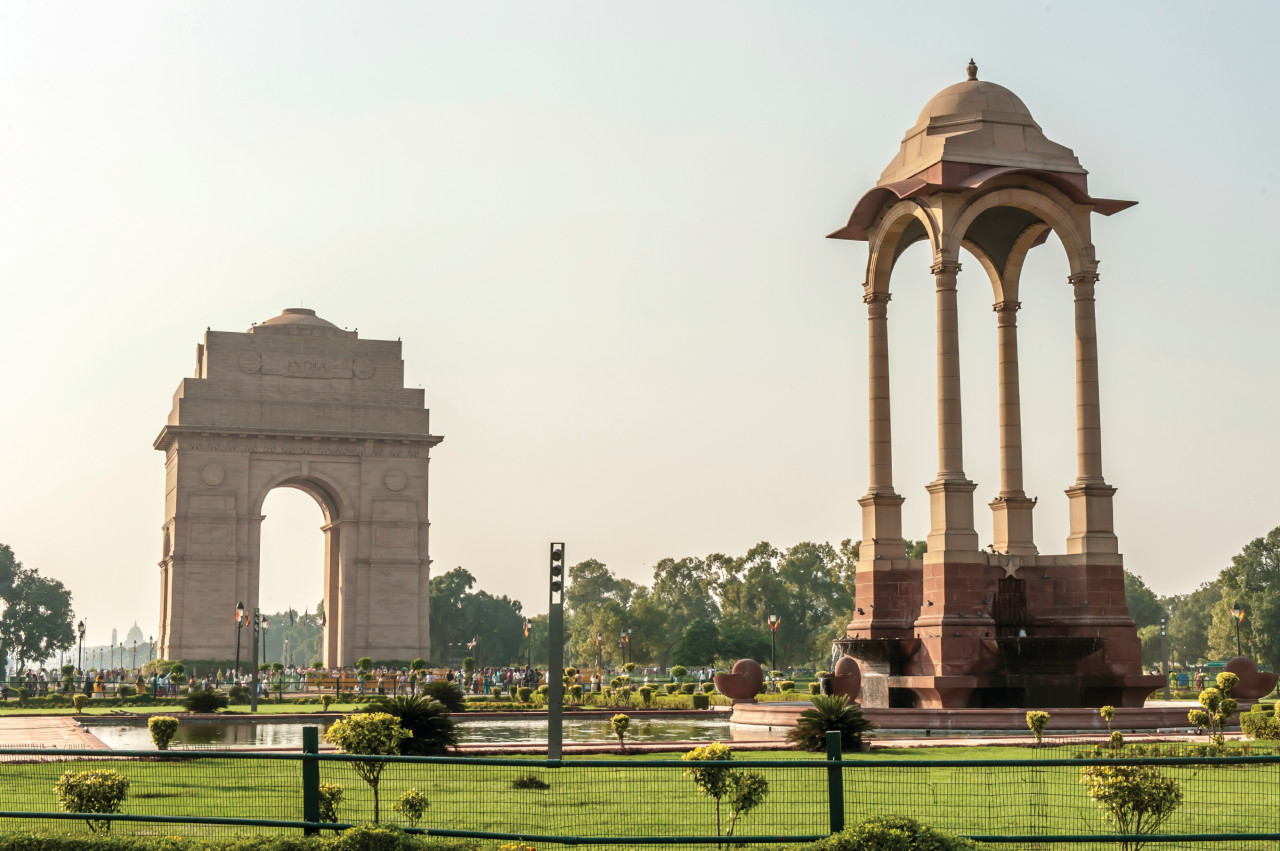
[257,308,338,329]
[879,61,1084,185]
[828,62,1135,242]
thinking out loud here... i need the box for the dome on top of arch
[878,62,1085,185]
[258,308,338,328]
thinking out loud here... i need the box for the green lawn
[1,746,1278,848]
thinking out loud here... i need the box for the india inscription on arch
[154,308,443,667]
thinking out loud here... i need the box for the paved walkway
[0,716,108,750]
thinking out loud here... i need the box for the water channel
[83,715,786,750]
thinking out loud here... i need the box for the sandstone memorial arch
[154,308,442,667]
[832,62,1163,708]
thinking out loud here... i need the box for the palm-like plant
[786,695,874,751]
[367,695,457,755]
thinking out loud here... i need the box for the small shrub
[183,689,229,713]
[537,684,550,697]
[1026,711,1050,745]
[324,712,411,822]
[1080,763,1183,847]
[1240,711,1280,740]
[228,685,249,705]
[692,693,711,710]
[680,683,697,695]
[54,769,131,834]
[148,716,179,750]
[367,694,457,756]
[793,814,987,850]
[779,681,795,692]
[512,774,551,790]
[569,684,583,703]
[421,681,465,713]
[318,782,344,823]
[701,682,715,693]
[809,682,820,695]
[517,686,533,703]
[682,742,771,839]
[624,662,637,674]
[72,694,87,714]
[664,683,679,695]
[392,788,430,826]
[321,695,334,712]
[611,713,631,752]
[116,685,136,698]
[639,686,655,707]
[1100,704,1116,735]
[670,665,688,680]
[787,695,874,751]
[1110,730,1125,750]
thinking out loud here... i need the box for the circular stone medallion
[383,468,407,492]
[353,358,375,379]
[201,463,225,487]
[239,353,262,374]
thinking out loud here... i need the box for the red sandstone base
[731,701,1228,732]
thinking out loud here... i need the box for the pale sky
[3,2,1278,648]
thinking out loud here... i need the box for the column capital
[1069,272,1100,298]
[863,291,892,305]
[993,301,1021,326]
[931,260,962,280]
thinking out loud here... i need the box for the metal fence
[0,732,1278,848]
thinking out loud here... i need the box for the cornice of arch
[864,200,940,295]
[943,182,1096,277]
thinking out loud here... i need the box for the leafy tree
[681,742,771,839]
[0,544,75,671]
[429,567,526,665]
[670,618,719,666]
[1164,582,1221,666]
[1207,527,1280,668]
[1123,571,1166,630]
[1137,624,1163,669]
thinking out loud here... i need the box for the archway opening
[259,487,327,668]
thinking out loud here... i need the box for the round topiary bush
[779,681,795,692]
[801,815,987,850]
[680,683,697,694]
[701,682,715,693]
[664,683,679,695]
[517,687,533,703]
[148,716,180,750]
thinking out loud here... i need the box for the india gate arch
[154,308,443,667]
[831,62,1164,709]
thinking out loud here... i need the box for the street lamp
[261,616,270,667]
[627,628,633,666]
[149,635,154,662]
[132,640,137,671]
[76,621,85,674]
[1231,601,1244,656]
[234,601,246,675]
[524,620,532,670]
[768,613,780,674]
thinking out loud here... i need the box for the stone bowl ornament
[824,655,863,703]
[1224,656,1278,700]
[713,659,765,703]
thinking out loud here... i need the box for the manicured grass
[0,746,1277,848]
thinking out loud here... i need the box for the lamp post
[132,640,137,671]
[627,628,633,667]
[149,635,154,662]
[76,621,85,675]
[234,601,245,675]
[262,616,271,667]
[1231,601,1244,656]
[768,613,780,674]
[524,620,532,670]
[596,631,602,673]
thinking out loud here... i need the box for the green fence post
[302,726,320,835]
[826,730,844,835]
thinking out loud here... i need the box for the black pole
[1161,618,1170,701]
[548,543,566,760]
[1235,618,1241,657]
[770,630,776,674]
[234,621,242,676]
[250,609,260,713]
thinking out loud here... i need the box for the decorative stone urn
[714,659,765,704]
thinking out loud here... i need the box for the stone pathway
[0,716,109,751]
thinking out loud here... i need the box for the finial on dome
[967,59,978,81]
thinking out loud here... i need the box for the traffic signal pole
[548,542,565,760]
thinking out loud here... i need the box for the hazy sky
[3,2,1278,647]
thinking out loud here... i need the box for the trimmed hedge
[786,815,989,850]
[0,825,480,850]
